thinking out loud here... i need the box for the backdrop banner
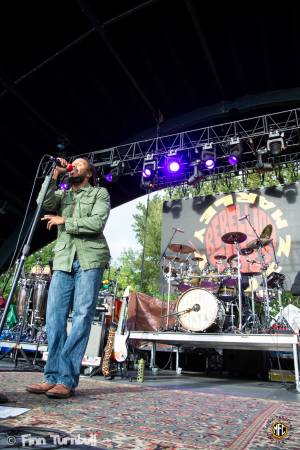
[161,184,300,294]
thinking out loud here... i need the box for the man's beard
[68,174,85,184]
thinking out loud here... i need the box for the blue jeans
[44,260,103,389]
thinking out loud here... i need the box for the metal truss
[72,107,300,187]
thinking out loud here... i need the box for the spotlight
[188,163,203,185]
[58,182,70,191]
[228,138,244,165]
[267,131,285,155]
[103,160,123,183]
[256,149,273,171]
[201,143,216,170]
[142,160,156,179]
[166,157,181,173]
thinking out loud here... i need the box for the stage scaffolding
[72,107,300,188]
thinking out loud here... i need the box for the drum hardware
[241,274,261,333]
[222,232,247,331]
[223,300,239,333]
[241,218,275,328]
[227,254,238,264]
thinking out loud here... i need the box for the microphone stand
[159,228,179,331]
[0,162,56,337]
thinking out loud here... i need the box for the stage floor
[0,369,300,449]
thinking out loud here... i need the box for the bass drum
[176,288,225,332]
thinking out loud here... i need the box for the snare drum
[176,288,225,332]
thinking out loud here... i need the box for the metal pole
[140,190,151,291]
[292,343,300,393]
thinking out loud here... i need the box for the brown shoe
[46,384,74,399]
[26,382,56,394]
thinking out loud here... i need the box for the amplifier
[67,318,106,366]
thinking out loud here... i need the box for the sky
[104,193,150,264]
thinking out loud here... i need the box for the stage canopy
[1,1,300,268]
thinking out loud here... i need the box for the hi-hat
[260,224,273,240]
[215,254,227,261]
[221,232,247,244]
[168,243,194,254]
[227,254,238,263]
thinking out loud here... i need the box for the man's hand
[53,158,68,180]
[41,215,65,230]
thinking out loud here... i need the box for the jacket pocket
[79,197,96,217]
[54,242,66,252]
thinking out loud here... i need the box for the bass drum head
[176,288,225,332]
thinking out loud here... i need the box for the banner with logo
[161,184,300,293]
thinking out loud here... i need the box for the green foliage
[108,194,164,298]
[0,241,55,299]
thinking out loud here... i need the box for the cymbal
[164,256,185,263]
[215,254,227,260]
[227,254,238,263]
[260,224,273,240]
[246,238,272,251]
[241,271,262,277]
[191,256,204,261]
[240,247,254,256]
[221,232,247,244]
[168,243,194,254]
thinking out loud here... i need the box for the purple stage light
[166,158,180,173]
[59,182,70,191]
[105,173,113,182]
[228,154,238,165]
[205,159,215,170]
[143,167,152,178]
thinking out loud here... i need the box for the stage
[129,331,300,392]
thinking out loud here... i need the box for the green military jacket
[37,177,111,272]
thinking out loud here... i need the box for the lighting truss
[72,108,300,188]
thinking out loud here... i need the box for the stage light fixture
[188,162,203,185]
[228,138,244,165]
[202,144,216,170]
[165,156,181,173]
[266,131,285,155]
[58,181,70,191]
[103,160,123,183]
[256,148,273,171]
[142,159,157,179]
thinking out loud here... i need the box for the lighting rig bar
[72,107,300,187]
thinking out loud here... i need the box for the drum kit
[162,221,286,334]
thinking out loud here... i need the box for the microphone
[172,227,184,233]
[48,156,73,172]
[238,215,249,221]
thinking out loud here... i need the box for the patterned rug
[1,371,300,449]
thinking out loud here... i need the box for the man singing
[26,158,110,398]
